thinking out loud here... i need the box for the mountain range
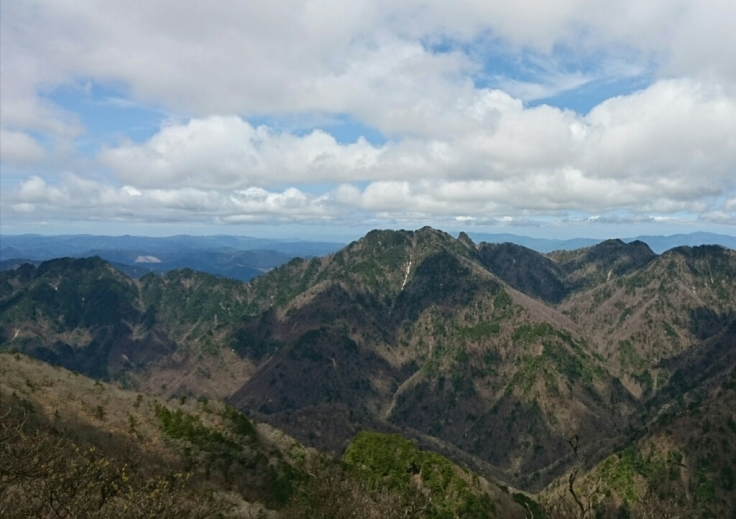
[1,227,735,516]
[2,231,735,282]
[466,230,736,254]
[0,234,346,282]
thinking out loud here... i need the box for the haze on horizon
[1,1,735,241]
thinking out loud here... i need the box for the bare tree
[0,404,233,519]
[534,433,600,519]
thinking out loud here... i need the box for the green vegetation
[619,339,647,374]
[512,322,556,343]
[155,404,240,451]
[153,402,308,509]
[493,288,512,311]
[598,447,681,503]
[221,405,258,439]
[344,432,498,518]
[507,323,604,394]
[542,342,591,383]
[663,320,678,338]
[460,321,500,340]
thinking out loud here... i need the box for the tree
[531,432,600,519]
[281,458,430,519]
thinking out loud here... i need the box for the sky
[1,1,735,241]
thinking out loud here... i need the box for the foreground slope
[0,352,524,518]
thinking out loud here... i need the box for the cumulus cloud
[98,117,383,189]
[6,174,336,224]
[4,1,736,121]
[0,129,47,164]
[699,211,736,225]
[84,79,736,221]
[2,1,736,231]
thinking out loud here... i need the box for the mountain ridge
[1,226,735,515]
[466,230,736,254]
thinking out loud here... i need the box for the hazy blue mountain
[466,233,602,252]
[0,234,345,260]
[624,231,736,253]
[115,249,293,281]
[0,258,41,270]
[0,234,346,281]
[466,231,736,253]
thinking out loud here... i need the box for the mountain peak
[457,231,475,248]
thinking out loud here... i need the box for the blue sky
[1,1,735,240]
[43,83,167,152]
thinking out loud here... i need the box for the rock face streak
[401,260,412,291]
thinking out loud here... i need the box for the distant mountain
[466,232,601,253]
[0,234,346,282]
[0,258,42,270]
[1,227,735,516]
[88,248,295,281]
[466,231,736,253]
[624,231,736,253]
[0,233,345,260]
[0,257,160,279]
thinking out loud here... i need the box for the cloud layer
[2,1,735,232]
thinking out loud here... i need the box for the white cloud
[8,75,734,227]
[2,1,736,232]
[577,1,736,87]
[0,129,47,164]
[99,117,383,189]
[89,79,736,217]
[4,0,736,123]
[6,174,337,224]
[699,211,736,225]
